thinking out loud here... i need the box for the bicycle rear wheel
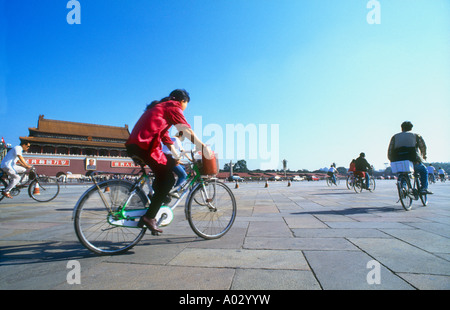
[186,180,236,239]
[74,180,147,255]
[419,192,428,206]
[29,178,60,202]
[353,177,363,193]
[397,176,412,211]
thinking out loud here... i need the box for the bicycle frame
[82,158,215,228]
[1,167,44,195]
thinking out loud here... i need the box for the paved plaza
[0,179,449,290]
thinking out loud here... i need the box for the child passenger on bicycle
[125,89,209,234]
[162,131,188,197]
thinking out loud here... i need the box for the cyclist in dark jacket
[355,152,371,189]
[387,121,431,194]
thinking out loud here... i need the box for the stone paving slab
[167,248,310,270]
[244,236,357,251]
[303,250,415,290]
[1,180,449,290]
[348,237,450,276]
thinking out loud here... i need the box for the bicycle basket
[198,152,219,176]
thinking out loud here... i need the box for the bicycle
[0,166,60,202]
[353,171,376,193]
[73,151,237,255]
[427,173,436,185]
[396,170,428,211]
[326,174,340,186]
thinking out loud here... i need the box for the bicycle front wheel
[29,178,60,202]
[74,180,147,255]
[346,175,353,190]
[368,178,376,192]
[186,180,236,239]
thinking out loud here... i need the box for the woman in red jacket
[126,89,207,234]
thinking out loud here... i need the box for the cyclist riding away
[1,141,32,199]
[438,167,446,182]
[355,152,371,189]
[427,164,436,183]
[327,164,338,184]
[125,89,210,234]
[387,121,432,195]
[348,159,356,175]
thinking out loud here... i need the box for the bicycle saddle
[130,155,146,168]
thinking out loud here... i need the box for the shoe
[137,216,163,234]
[2,191,12,199]
[420,189,433,195]
[168,191,180,199]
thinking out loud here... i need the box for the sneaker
[420,189,433,195]
[168,192,180,199]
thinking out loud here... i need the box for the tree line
[223,160,450,175]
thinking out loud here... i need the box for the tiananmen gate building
[20,115,140,177]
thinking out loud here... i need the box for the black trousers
[126,144,175,218]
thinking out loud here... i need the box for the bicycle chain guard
[108,209,146,228]
[108,207,174,228]
[155,206,174,227]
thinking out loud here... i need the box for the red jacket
[126,100,190,165]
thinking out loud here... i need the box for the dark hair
[146,89,190,110]
[168,89,190,102]
[401,121,413,132]
[20,140,30,146]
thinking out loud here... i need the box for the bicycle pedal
[151,231,161,236]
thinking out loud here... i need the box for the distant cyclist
[427,164,436,183]
[438,167,446,182]
[355,153,371,189]
[387,121,432,194]
[327,164,338,185]
[1,141,32,199]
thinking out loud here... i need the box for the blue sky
[1,0,449,171]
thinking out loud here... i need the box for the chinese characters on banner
[26,158,71,166]
[111,161,139,168]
